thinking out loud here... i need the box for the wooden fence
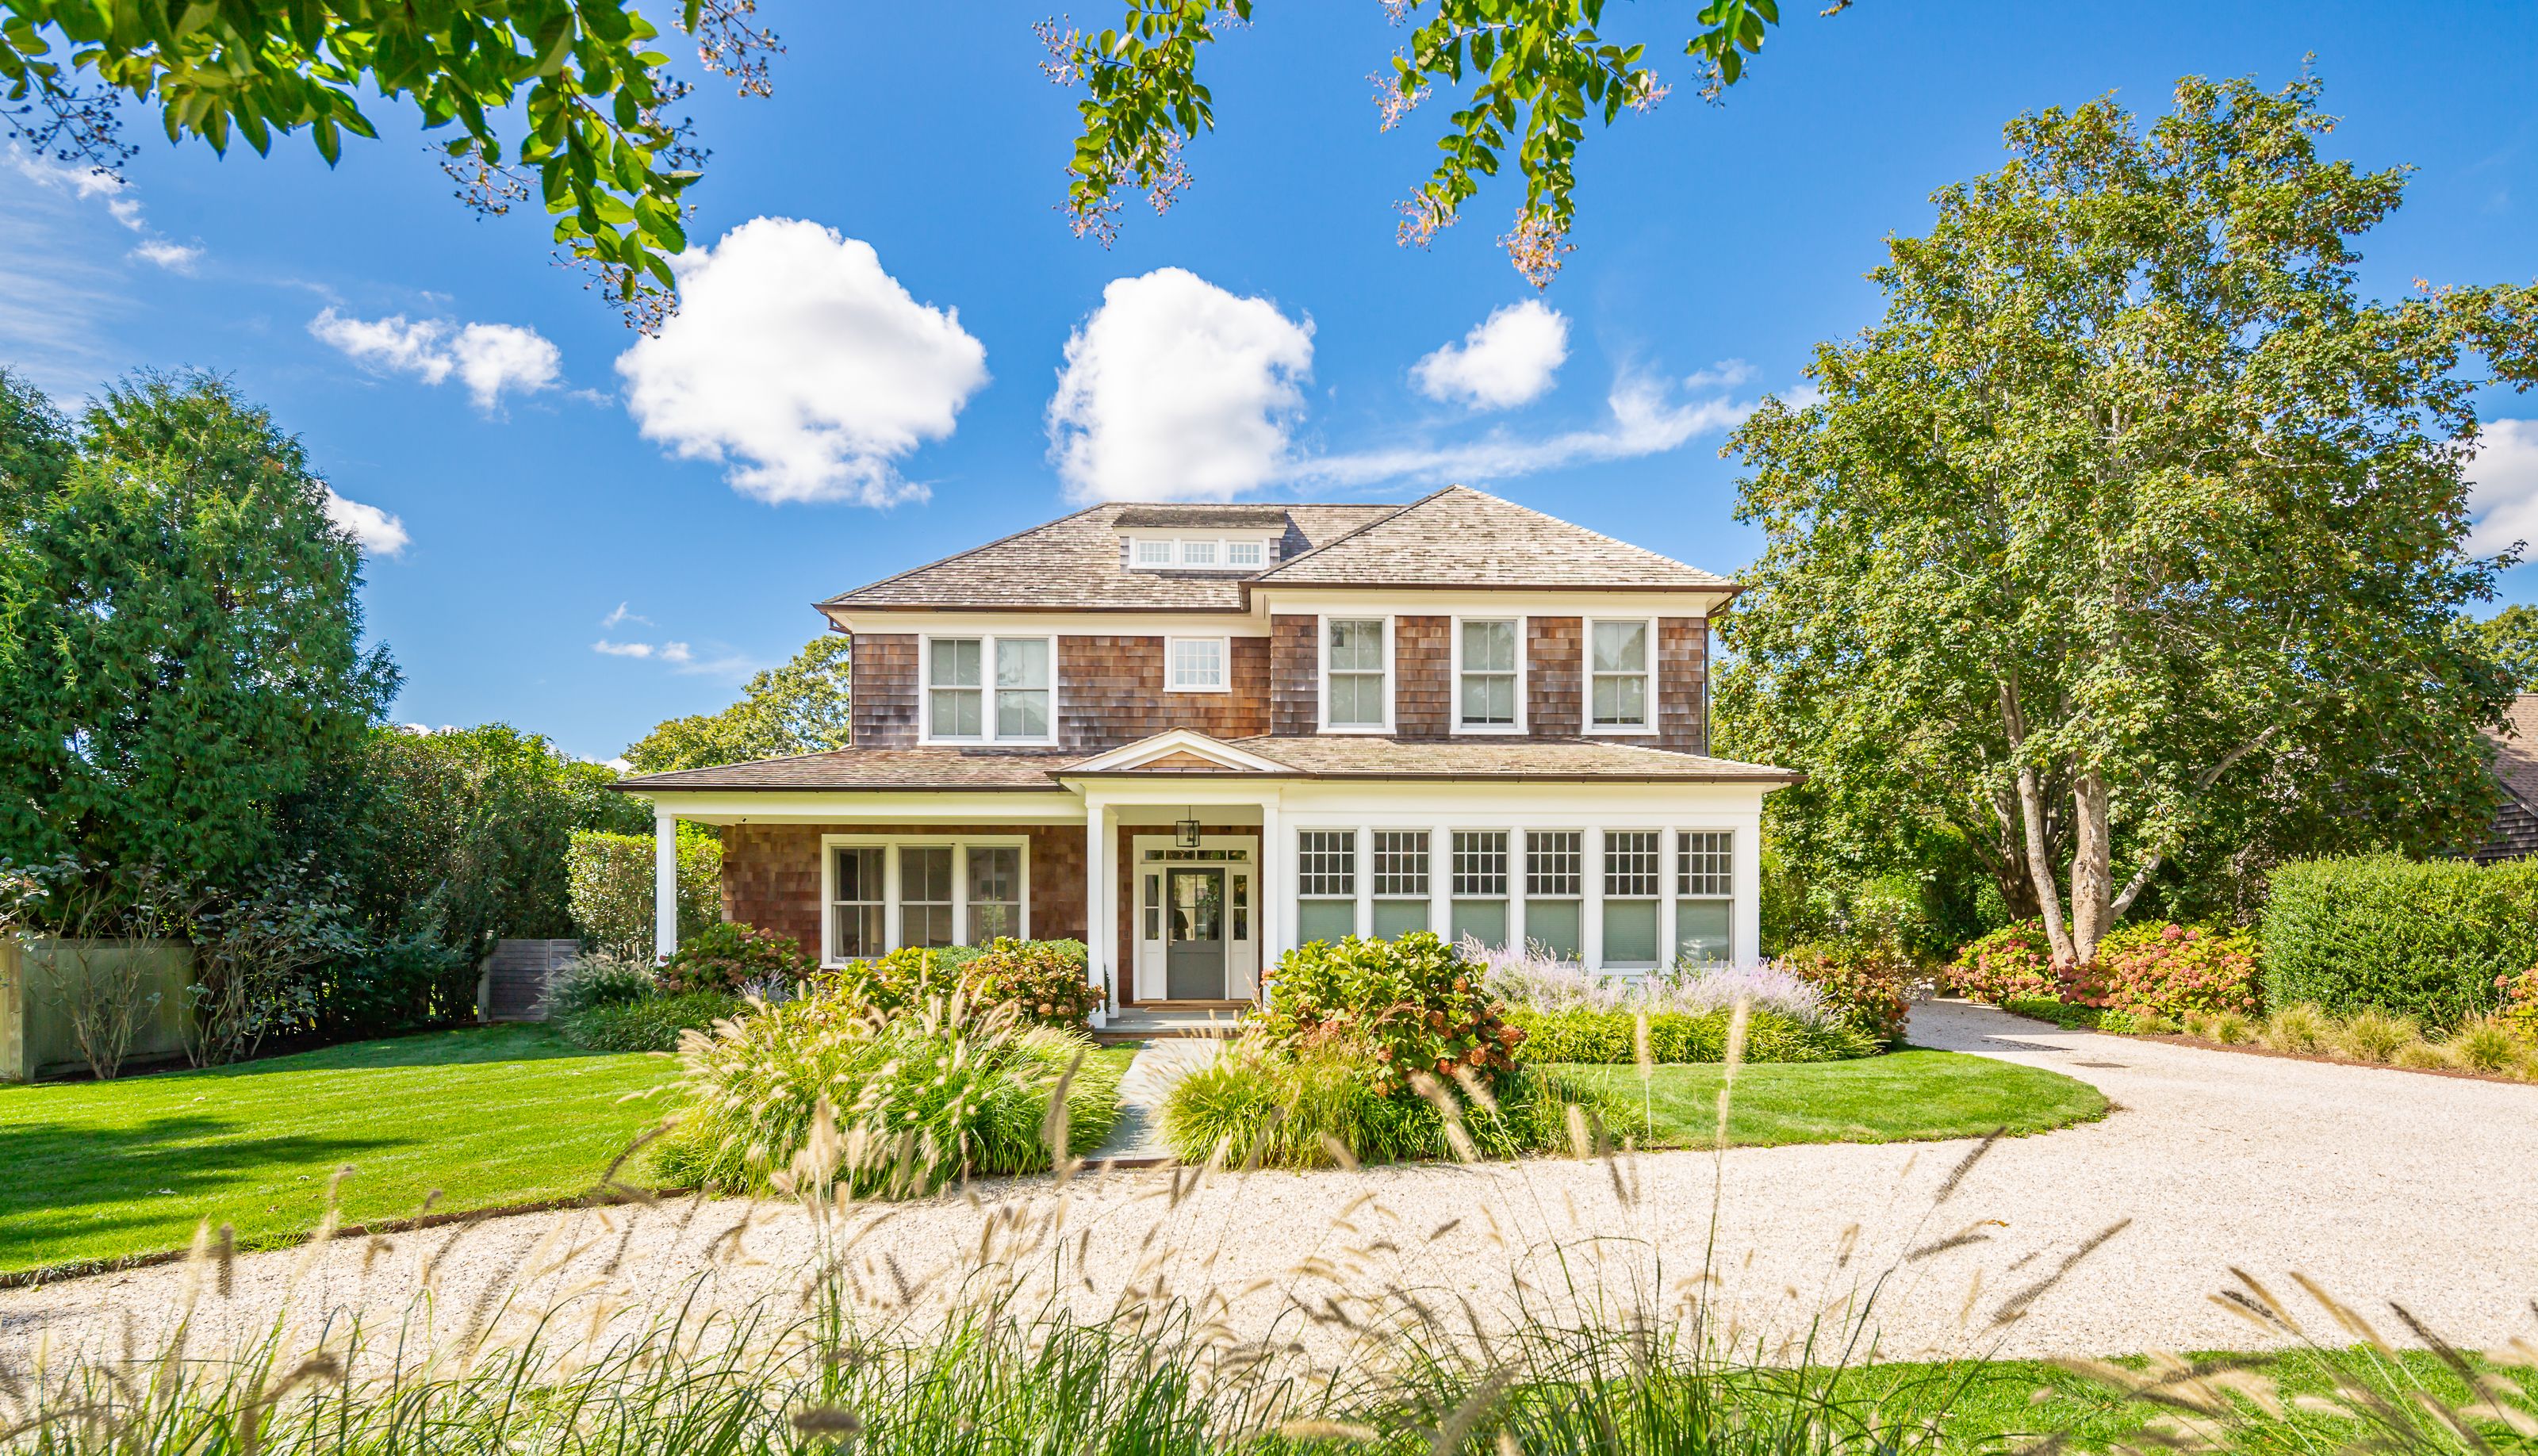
[476,939,582,1023]
[1,938,196,1082]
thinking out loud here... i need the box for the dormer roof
[1256,485,1733,591]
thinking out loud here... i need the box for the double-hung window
[1324,618,1389,730]
[1296,830,1358,944]
[967,845,1022,942]
[1456,619,1521,730]
[1677,831,1734,965]
[1587,619,1653,731]
[1450,831,1510,949]
[899,846,956,949]
[926,635,1055,743]
[1602,831,1662,967]
[1167,637,1227,692]
[830,846,887,960]
[1371,831,1431,939]
[1524,830,1584,961]
[826,837,1032,962]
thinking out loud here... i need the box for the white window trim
[919,632,1060,745]
[1448,614,1528,736]
[1225,539,1268,569]
[1673,825,1736,966]
[819,833,1031,967]
[1131,538,1174,568]
[1520,826,1587,964]
[1369,826,1435,931]
[1599,829,1665,970]
[1177,538,1221,568]
[1164,634,1232,694]
[1316,612,1396,734]
[1582,615,1659,736]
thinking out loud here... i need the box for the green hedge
[1505,1006,1879,1065]
[557,990,744,1052]
[2261,856,2538,1027]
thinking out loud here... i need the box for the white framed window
[1371,830,1431,940]
[1179,538,1220,567]
[1321,615,1391,732]
[1132,538,1174,568]
[1452,617,1524,733]
[1226,539,1266,569]
[1296,830,1358,944]
[923,634,1056,744]
[1167,636,1229,692]
[821,836,1032,964]
[1524,830,1584,961]
[1449,830,1510,949]
[1602,830,1662,967]
[1586,618,1655,733]
[1677,830,1734,965]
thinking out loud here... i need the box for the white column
[1658,827,1679,976]
[1258,797,1284,971]
[1429,822,1453,938]
[1735,813,1763,966]
[1354,824,1374,938]
[653,810,680,963]
[1084,798,1110,1027]
[1583,827,1605,972]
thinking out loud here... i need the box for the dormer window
[1180,539,1219,567]
[1226,540,1265,569]
[1121,532,1279,572]
[1133,538,1173,569]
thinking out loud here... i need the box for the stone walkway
[1088,1037,1224,1163]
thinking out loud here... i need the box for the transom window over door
[1588,619,1652,731]
[1458,619,1520,730]
[926,635,1055,743]
[1325,618,1388,730]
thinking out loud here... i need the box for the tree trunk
[2015,763,2076,964]
[2068,770,2113,964]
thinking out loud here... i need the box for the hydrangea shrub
[1258,932,1523,1099]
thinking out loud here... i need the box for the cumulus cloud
[2469,419,2538,559]
[309,307,562,410]
[1411,299,1570,410]
[1047,268,1315,503]
[1298,366,1756,490]
[321,487,410,557]
[616,218,988,506]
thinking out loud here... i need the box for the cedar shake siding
[1394,615,1451,739]
[1527,618,1584,737]
[1271,614,1318,736]
[722,822,1087,960]
[1056,636,1270,748]
[848,634,919,747]
[1658,616,1708,753]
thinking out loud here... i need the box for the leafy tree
[2469,605,2538,692]
[1042,0,1838,285]
[0,371,398,908]
[1718,75,2538,967]
[624,634,849,773]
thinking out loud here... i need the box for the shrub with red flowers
[1256,931,1523,1099]
[961,938,1102,1026]
[2062,921,2260,1021]
[2496,966,2538,1038]
[1948,921,2060,1004]
[1780,940,1921,1044]
[655,921,818,996]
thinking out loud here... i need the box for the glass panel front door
[1165,868,1227,999]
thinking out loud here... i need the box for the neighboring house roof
[1254,485,1736,591]
[2475,694,2538,862]
[819,502,1394,612]
[619,735,1800,793]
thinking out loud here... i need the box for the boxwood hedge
[2260,855,2538,1027]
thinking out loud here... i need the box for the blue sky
[5,2,2535,762]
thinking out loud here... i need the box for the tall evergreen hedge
[2260,856,2538,1026]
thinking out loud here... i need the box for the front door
[1164,868,1226,999]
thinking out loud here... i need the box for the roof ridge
[1249,486,1455,582]
[819,500,1117,609]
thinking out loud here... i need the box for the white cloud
[2469,420,2538,559]
[593,639,688,661]
[617,217,988,505]
[308,307,562,410]
[7,147,206,282]
[1296,368,1754,490]
[601,602,650,629]
[1048,268,1315,503]
[130,239,202,274]
[321,487,409,557]
[1411,300,1570,410]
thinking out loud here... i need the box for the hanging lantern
[1175,809,1202,849]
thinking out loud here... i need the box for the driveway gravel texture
[6,1000,2534,1369]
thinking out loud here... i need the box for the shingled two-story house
[619,486,1798,1025]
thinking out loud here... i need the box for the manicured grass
[0,1025,684,1277]
[1551,1048,2107,1149]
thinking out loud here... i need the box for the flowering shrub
[1779,941,1920,1044]
[1504,1006,1878,1064]
[1259,932,1522,1099]
[1466,937,1836,1027]
[826,939,1098,1027]
[1949,921,2060,1004]
[656,921,818,996]
[2065,921,2260,1021]
[2496,967,2538,1038]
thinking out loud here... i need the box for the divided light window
[1678,831,1734,965]
[1297,830,1357,945]
[1133,538,1174,568]
[1325,619,1387,729]
[1589,620,1652,730]
[1524,830,1583,962]
[1168,638,1227,692]
[1602,831,1662,967]
[827,840,1032,962]
[1458,619,1520,729]
[1226,540,1266,569]
[927,635,1054,743]
[831,846,886,960]
[1450,830,1509,950]
[900,846,956,949]
[1371,830,1431,940]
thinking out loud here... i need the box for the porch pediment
[1062,730,1293,776]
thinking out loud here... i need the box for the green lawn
[1550,1048,2107,1149]
[0,1025,684,1277]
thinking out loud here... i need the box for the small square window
[1168,638,1226,691]
[1180,539,1219,567]
[1133,538,1173,568]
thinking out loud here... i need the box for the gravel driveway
[6,1001,2535,1366]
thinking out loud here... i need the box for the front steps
[1094,1003,1250,1045]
